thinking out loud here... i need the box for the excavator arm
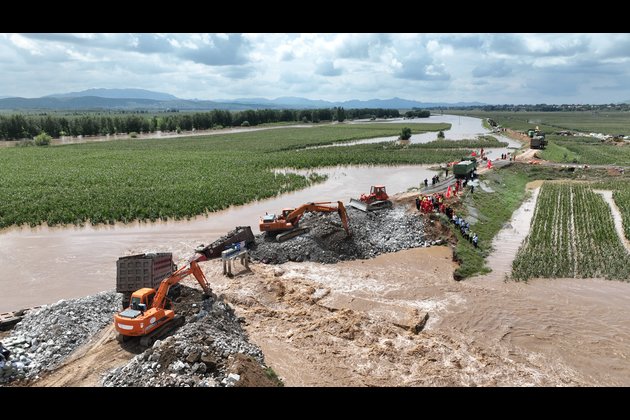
[286,201,351,237]
[152,260,211,310]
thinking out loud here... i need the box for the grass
[450,166,530,279]
[448,110,630,136]
[264,367,284,387]
[540,140,580,163]
[592,179,630,241]
[0,122,481,229]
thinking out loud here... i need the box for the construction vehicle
[528,127,547,149]
[453,160,477,179]
[349,185,393,212]
[259,201,351,242]
[113,256,212,347]
[116,253,177,309]
[194,226,255,260]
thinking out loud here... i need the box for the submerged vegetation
[0,122,502,229]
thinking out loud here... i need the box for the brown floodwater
[0,164,439,312]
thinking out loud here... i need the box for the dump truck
[116,253,176,309]
[530,134,547,149]
[528,127,547,149]
[453,160,477,179]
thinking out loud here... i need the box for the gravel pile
[102,293,265,387]
[0,291,120,384]
[250,206,428,264]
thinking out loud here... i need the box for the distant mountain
[45,88,179,101]
[0,96,259,111]
[218,96,487,109]
[0,91,486,111]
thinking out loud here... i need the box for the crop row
[512,183,630,281]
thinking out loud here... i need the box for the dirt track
[31,325,140,387]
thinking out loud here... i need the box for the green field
[448,110,630,136]
[511,183,630,281]
[539,138,630,165]
[0,122,513,229]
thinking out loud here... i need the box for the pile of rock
[0,291,121,384]
[102,293,267,387]
[250,207,427,264]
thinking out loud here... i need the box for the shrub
[34,132,52,146]
[129,132,138,138]
[241,121,250,127]
[400,127,412,140]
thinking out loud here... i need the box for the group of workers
[416,192,446,214]
[415,187,479,249]
[423,174,442,188]
[448,210,479,248]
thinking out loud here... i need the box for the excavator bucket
[349,198,369,212]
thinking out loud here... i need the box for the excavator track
[349,198,392,212]
[139,315,186,347]
[117,315,186,348]
[276,227,310,242]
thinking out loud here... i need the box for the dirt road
[31,325,140,387]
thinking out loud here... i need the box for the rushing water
[0,164,439,312]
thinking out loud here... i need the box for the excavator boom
[260,201,351,240]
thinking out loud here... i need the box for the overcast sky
[1,33,629,104]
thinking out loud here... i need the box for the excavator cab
[370,185,388,200]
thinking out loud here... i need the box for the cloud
[335,33,391,60]
[472,60,513,78]
[316,61,342,76]
[0,33,629,103]
[394,56,450,81]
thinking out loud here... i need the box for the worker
[424,178,428,188]
[445,167,449,177]
[472,234,479,248]
[415,196,420,211]
[471,184,475,194]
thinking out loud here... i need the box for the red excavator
[259,201,351,242]
[349,185,393,212]
[113,255,212,347]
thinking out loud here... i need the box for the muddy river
[0,165,440,312]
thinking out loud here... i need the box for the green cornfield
[0,123,499,229]
[512,183,630,281]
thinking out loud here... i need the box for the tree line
[0,107,410,140]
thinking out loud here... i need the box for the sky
[1,33,629,104]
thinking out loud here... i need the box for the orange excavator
[259,201,351,242]
[113,256,212,347]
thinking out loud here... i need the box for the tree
[400,127,412,140]
[34,132,51,146]
[437,130,445,139]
